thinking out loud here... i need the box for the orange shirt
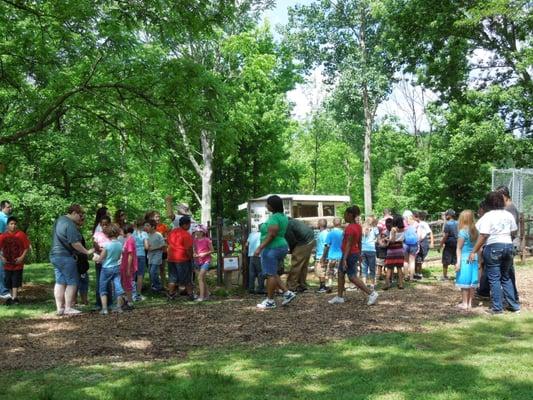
[0,230,30,271]
[167,228,193,262]
[156,223,169,238]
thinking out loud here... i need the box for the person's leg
[442,246,449,279]
[267,275,276,300]
[65,285,78,311]
[286,246,305,291]
[467,288,475,309]
[54,283,66,312]
[297,240,315,290]
[483,245,504,312]
[383,267,392,289]
[150,263,162,291]
[99,268,110,312]
[160,258,167,289]
[361,252,369,284]
[337,270,345,297]
[248,256,257,293]
[95,263,103,307]
[408,253,416,280]
[458,289,468,308]
[0,259,10,297]
[135,256,146,299]
[397,265,404,289]
[368,253,376,287]
[315,258,327,290]
[199,269,208,299]
[112,267,125,310]
[346,254,371,296]
[500,246,520,311]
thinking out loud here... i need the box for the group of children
[89,208,214,314]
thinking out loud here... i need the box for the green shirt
[260,212,289,249]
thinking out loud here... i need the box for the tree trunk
[199,130,213,226]
[362,98,373,216]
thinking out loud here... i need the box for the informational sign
[248,200,291,231]
[223,256,239,271]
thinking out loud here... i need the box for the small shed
[238,194,351,230]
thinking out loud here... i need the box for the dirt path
[1,269,531,370]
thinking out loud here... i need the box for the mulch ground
[1,269,531,371]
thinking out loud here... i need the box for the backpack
[404,225,418,245]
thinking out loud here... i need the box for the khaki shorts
[315,258,327,278]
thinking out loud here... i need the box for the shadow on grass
[2,315,532,400]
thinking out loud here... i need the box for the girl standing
[360,216,378,288]
[455,210,479,310]
[193,225,213,301]
[120,224,137,310]
[383,215,405,290]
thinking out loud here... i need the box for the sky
[261,0,432,131]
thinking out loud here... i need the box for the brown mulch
[1,269,531,371]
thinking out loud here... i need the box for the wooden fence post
[241,222,249,290]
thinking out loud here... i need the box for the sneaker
[5,298,13,306]
[257,299,276,309]
[12,298,20,305]
[99,309,109,315]
[413,274,423,280]
[0,293,12,300]
[506,308,521,314]
[56,308,65,316]
[367,291,379,305]
[63,308,82,315]
[346,285,357,291]
[328,296,345,304]
[281,291,296,306]
[317,286,328,294]
[112,306,123,314]
[133,294,146,302]
[195,297,205,302]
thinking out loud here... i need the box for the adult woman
[254,195,295,309]
[50,205,93,315]
[468,191,520,314]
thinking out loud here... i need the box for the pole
[216,216,223,286]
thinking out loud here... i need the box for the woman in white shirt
[469,192,519,314]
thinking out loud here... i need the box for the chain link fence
[492,168,533,214]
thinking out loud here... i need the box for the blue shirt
[133,230,148,257]
[325,228,343,260]
[102,240,123,269]
[315,229,329,258]
[361,227,379,252]
[444,220,458,246]
[247,231,261,257]
[0,211,8,233]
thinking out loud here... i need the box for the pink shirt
[93,231,110,251]
[120,236,138,273]
[193,237,212,265]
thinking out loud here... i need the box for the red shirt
[0,230,30,271]
[342,223,362,255]
[167,228,193,262]
[156,223,169,238]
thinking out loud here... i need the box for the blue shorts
[51,255,79,286]
[261,247,288,276]
[340,253,359,278]
[168,261,193,285]
[403,243,418,255]
[136,256,146,276]
[196,262,210,272]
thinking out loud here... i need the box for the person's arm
[165,195,175,221]
[143,237,149,251]
[468,234,489,263]
[15,248,29,265]
[455,237,464,272]
[321,244,330,262]
[72,242,93,256]
[93,247,107,263]
[429,228,435,249]
[342,234,354,268]
[127,252,134,277]
[254,224,279,256]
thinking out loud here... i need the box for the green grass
[1,314,532,400]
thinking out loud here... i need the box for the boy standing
[0,217,30,304]
[314,219,330,293]
[146,219,165,293]
[166,216,194,300]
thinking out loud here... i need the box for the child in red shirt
[166,216,194,300]
[0,217,30,304]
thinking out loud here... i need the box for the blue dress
[455,229,479,288]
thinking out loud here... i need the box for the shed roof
[238,194,351,211]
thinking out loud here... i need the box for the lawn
[0,261,531,400]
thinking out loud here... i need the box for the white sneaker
[63,308,81,315]
[328,296,345,304]
[367,291,379,305]
[0,293,12,300]
[257,299,276,309]
[281,291,296,306]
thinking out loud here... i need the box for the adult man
[50,205,93,315]
[0,200,14,300]
[414,211,434,280]
[439,209,457,281]
[165,195,197,231]
[285,218,315,292]
[166,215,195,301]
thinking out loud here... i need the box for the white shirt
[475,210,517,246]
[417,221,432,240]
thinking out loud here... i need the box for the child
[455,210,479,310]
[361,216,378,288]
[93,215,111,309]
[383,215,405,290]
[328,206,378,305]
[146,219,165,293]
[246,227,264,294]
[403,213,419,281]
[414,211,433,280]
[322,217,344,287]
[94,223,125,315]
[192,225,213,301]
[133,218,149,301]
[0,217,30,304]
[166,216,194,300]
[314,219,330,293]
[120,224,137,309]
[439,209,458,280]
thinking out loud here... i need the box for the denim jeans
[361,251,376,279]
[248,256,265,292]
[149,263,162,291]
[99,266,124,298]
[0,259,10,295]
[483,243,520,312]
[95,263,113,307]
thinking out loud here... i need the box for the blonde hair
[363,215,377,235]
[458,210,478,242]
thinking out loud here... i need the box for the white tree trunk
[362,85,373,216]
[200,130,213,226]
